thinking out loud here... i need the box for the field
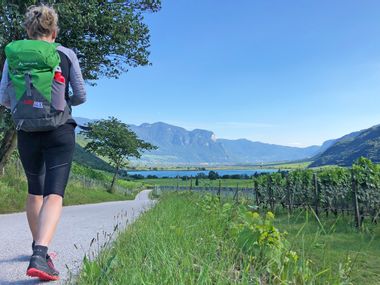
[0,161,145,214]
[275,209,380,284]
[76,190,380,284]
[142,177,255,188]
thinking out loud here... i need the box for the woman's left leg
[17,130,45,242]
[26,194,44,241]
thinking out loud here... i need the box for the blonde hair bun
[24,4,59,39]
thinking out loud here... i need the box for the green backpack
[5,40,70,132]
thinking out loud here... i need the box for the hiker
[0,4,86,281]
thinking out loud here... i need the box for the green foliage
[81,117,157,170]
[252,157,380,224]
[0,160,143,213]
[208,170,219,180]
[0,0,161,81]
[77,192,349,284]
[0,0,161,169]
[71,162,109,181]
[73,143,114,172]
[275,209,380,284]
[80,117,156,192]
[352,157,380,218]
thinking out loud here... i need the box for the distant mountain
[127,121,323,165]
[218,139,320,163]
[128,122,230,164]
[73,117,95,133]
[310,125,380,167]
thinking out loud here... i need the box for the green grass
[127,161,312,170]
[0,161,144,214]
[63,181,132,206]
[76,192,245,284]
[274,209,380,284]
[76,191,361,284]
[0,177,27,214]
[142,178,255,188]
[264,161,311,169]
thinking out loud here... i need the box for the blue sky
[74,0,380,147]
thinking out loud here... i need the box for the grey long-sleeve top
[0,45,86,110]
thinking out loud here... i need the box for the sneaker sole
[26,268,59,281]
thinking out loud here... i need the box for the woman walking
[0,4,86,281]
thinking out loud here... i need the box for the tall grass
[274,209,380,284]
[76,191,351,284]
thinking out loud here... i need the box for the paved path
[0,190,156,284]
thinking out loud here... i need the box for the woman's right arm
[0,61,11,109]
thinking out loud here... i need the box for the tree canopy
[80,116,157,191]
[0,0,161,81]
[0,0,161,171]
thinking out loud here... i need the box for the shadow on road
[0,280,43,285]
[0,254,30,263]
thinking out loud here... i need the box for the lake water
[127,169,277,178]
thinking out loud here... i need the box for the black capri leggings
[17,123,76,197]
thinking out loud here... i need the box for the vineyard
[157,157,380,229]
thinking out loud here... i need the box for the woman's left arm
[0,61,11,109]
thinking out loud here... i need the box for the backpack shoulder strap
[57,49,71,101]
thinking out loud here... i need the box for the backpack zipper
[16,119,24,131]
[25,72,32,97]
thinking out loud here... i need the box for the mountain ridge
[73,117,324,165]
[310,124,380,167]
[73,117,380,166]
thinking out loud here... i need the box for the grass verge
[274,209,380,284]
[0,162,143,214]
[76,191,354,284]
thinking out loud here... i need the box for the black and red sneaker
[46,254,58,272]
[32,242,59,274]
[26,254,60,281]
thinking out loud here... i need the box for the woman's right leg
[34,194,63,246]
[35,123,75,246]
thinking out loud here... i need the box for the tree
[80,117,157,192]
[0,0,161,174]
[208,170,219,180]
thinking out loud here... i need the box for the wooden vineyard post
[351,170,361,229]
[190,177,193,191]
[254,180,259,207]
[286,175,293,214]
[268,176,274,212]
[233,183,239,203]
[313,173,319,217]
[176,175,179,192]
[217,179,221,201]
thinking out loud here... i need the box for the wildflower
[251,212,260,220]
[266,211,275,220]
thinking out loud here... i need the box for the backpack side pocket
[51,79,66,112]
[5,80,17,111]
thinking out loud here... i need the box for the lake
[127,169,278,178]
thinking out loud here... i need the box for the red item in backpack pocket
[54,71,65,84]
[54,67,65,84]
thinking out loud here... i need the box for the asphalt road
[0,189,156,284]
